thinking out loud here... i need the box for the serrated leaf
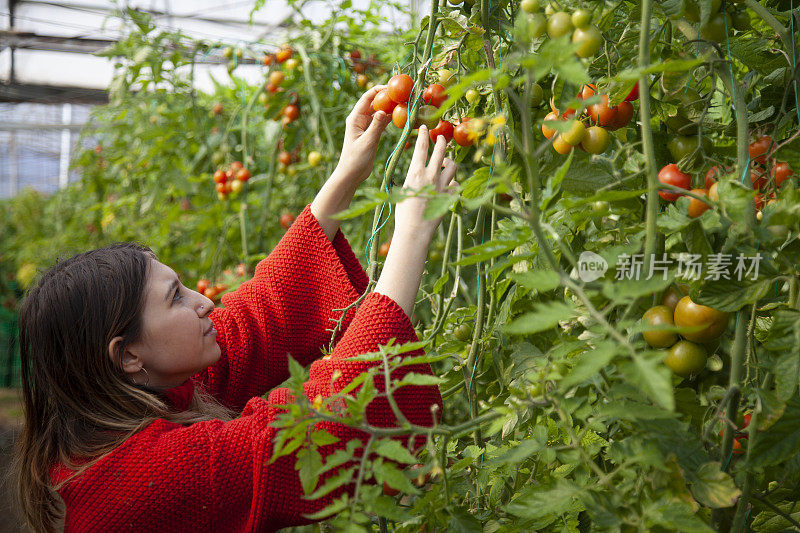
[509,269,561,292]
[310,430,340,447]
[774,351,800,401]
[506,479,581,520]
[688,462,741,508]
[374,439,418,465]
[748,395,800,468]
[695,277,773,313]
[373,459,419,495]
[560,342,618,388]
[395,372,444,388]
[504,301,576,335]
[622,353,675,411]
[297,447,323,495]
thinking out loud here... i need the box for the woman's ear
[108,336,141,375]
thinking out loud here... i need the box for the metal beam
[0,82,108,104]
[0,122,86,131]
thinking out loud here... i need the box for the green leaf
[763,308,800,351]
[695,277,774,313]
[373,459,419,495]
[310,430,340,447]
[448,507,484,533]
[622,353,675,411]
[374,439,418,465]
[395,372,444,388]
[644,499,714,532]
[603,277,672,302]
[297,447,323,495]
[748,395,800,468]
[560,341,618,388]
[506,479,581,520]
[774,351,800,401]
[687,462,741,509]
[509,269,561,292]
[504,301,576,335]
[302,494,350,520]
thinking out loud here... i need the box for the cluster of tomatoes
[542,82,637,155]
[642,287,728,379]
[212,161,251,201]
[657,134,794,219]
[372,72,492,148]
[673,0,751,42]
[347,49,384,90]
[195,263,250,304]
[518,1,603,58]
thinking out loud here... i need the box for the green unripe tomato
[731,10,750,31]
[546,12,573,39]
[642,305,678,349]
[572,24,603,58]
[530,82,544,107]
[571,9,591,28]
[591,200,610,217]
[235,47,243,59]
[465,88,480,104]
[453,324,473,342]
[664,340,708,378]
[529,13,548,38]
[416,105,440,129]
[223,47,233,59]
[700,12,731,43]
[520,0,539,13]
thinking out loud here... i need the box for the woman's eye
[173,288,182,301]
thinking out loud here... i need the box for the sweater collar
[160,378,196,411]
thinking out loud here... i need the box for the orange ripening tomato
[278,151,292,166]
[275,47,293,63]
[387,74,414,104]
[541,111,560,139]
[279,212,295,229]
[196,278,211,294]
[453,121,475,147]
[378,239,391,257]
[392,103,409,129]
[372,89,397,114]
[687,189,711,218]
[577,83,597,100]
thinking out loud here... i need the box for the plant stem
[720,311,749,468]
[732,373,775,532]
[296,44,335,154]
[744,0,792,51]
[638,0,658,277]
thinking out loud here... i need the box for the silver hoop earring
[133,367,150,387]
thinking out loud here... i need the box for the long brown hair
[11,243,236,532]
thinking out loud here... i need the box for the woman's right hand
[394,125,458,241]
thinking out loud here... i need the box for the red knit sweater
[49,204,443,532]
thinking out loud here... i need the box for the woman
[13,86,458,532]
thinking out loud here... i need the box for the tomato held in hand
[422,83,448,107]
[392,103,409,129]
[642,305,678,349]
[429,120,454,144]
[373,89,397,114]
[657,164,691,201]
[674,296,729,343]
[664,340,708,378]
[387,73,414,104]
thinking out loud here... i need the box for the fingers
[363,110,392,143]
[427,135,447,174]
[438,158,457,191]
[410,125,430,174]
[350,84,388,119]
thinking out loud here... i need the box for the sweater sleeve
[205,291,443,531]
[194,203,369,412]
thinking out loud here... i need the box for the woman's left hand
[333,85,393,186]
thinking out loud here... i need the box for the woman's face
[121,259,221,389]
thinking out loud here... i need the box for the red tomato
[748,135,772,164]
[705,165,732,189]
[373,89,397,114]
[196,279,211,294]
[624,81,640,102]
[231,161,244,171]
[235,168,251,182]
[422,83,448,107]
[269,71,285,86]
[283,104,300,121]
[280,212,295,229]
[275,47,293,63]
[577,83,597,100]
[387,74,414,104]
[658,163,691,201]
[608,101,633,130]
[348,49,362,60]
[213,169,227,184]
[588,95,617,127]
[771,161,793,187]
[429,120,454,143]
[278,151,292,166]
[392,103,409,129]
[751,167,767,190]
[453,121,475,146]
